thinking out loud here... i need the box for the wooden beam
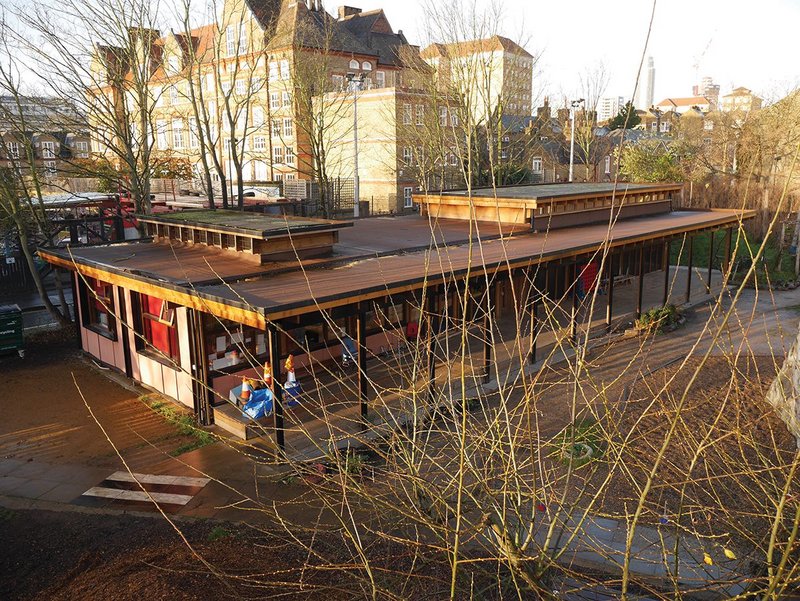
[685,235,694,305]
[356,304,368,424]
[483,283,494,384]
[662,240,671,307]
[268,325,285,453]
[571,263,579,342]
[606,254,615,333]
[707,232,715,292]
[188,309,213,427]
[636,245,645,319]
[426,291,437,405]
[724,227,733,277]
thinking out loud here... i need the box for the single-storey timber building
[40,183,753,454]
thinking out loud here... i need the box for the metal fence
[283,178,355,217]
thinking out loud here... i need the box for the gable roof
[655,96,711,108]
[267,3,410,67]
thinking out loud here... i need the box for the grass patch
[207,526,232,542]
[671,230,797,287]
[142,395,215,456]
[553,420,604,468]
[0,508,16,522]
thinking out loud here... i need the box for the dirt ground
[0,328,201,467]
[591,354,797,546]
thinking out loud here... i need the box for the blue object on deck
[342,336,357,363]
[285,382,302,407]
[242,387,274,419]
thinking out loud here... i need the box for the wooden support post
[426,291,437,404]
[356,304,368,423]
[71,272,81,348]
[685,235,694,304]
[529,295,539,364]
[663,239,671,307]
[571,263,579,342]
[724,227,733,276]
[268,325,285,453]
[483,284,493,384]
[606,255,615,333]
[188,309,212,426]
[636,245,645,319]
[707,231,715,292]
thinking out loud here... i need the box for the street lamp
[649,105,663,133]
[346,72,366,218]
[568,98,584,183]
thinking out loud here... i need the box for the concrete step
[213,403,271,440]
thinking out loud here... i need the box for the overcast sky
[345,0,800,105]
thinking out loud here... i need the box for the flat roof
[440,182,679,201]
[138,210,352,238]
[202,209,747,320]
[44,216,526,285]
[41,209,752,327]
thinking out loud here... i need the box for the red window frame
[82,277,116,339]
[137,294,180,364]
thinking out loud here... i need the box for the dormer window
[349,59,359,70]
[361,61,372,71]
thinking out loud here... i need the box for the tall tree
[608,101,641,130]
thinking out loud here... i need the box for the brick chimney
[338,6,362,18]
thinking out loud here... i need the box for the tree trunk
[765,323,800,449]
[16,222,69,326]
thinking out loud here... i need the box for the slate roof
[267,3,409,67]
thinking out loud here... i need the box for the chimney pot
[338,6,362,18]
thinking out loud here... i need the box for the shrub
[635,304,682,334]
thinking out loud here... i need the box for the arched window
[361,61,372,71]
[349,59,359,70]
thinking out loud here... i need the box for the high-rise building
[635,57,655,110]
[597,96,625,123]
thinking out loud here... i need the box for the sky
[346,0,800,105]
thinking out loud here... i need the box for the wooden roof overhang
[39,208,754,330]
[416,183,683,210]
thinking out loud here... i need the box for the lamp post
[568,98,584,183]
[650,105,663,133]
[346,72,366,218]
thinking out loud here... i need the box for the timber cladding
[416,183,682,226]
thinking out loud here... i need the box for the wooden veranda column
[268,324,285,453]
[606,254,615,333]
[707,231,715,292]
[483,283,494,384]
[636,246,645,319]
[529,270,539,364]
[356,305,369,423]
[570,263,579,342]
[685,235,694,304]
[723,227,733,277]
[188,309,212,426]
[426,290,438,404]
[663,239,671,307]
[71,272,81,349]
